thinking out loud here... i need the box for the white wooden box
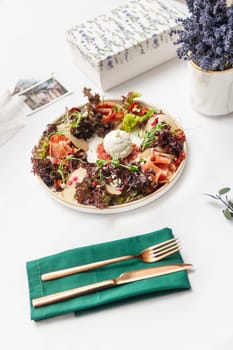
[66,0,187,91]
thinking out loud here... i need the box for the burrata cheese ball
[103,130,133,159]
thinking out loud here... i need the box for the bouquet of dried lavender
[172,0,233,71]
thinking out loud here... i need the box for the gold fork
[41,237,180,281]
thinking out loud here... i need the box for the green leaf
[57,169,66,183]
[113,105,120,112]
[140,109,156,122]
[126,91,142,104]
[218,187,231,196]
[155,122,165,131]
[37,139,49,158]
[96,159,106,166]
[141,128,157,150]
[205,187,233,221]
[65,155,86,163]
[121,113,140,132]
[223,208,233,220]
[128,165,139,172]
[69,112,83,128]
[111,159,120,166]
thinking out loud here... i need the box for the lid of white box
[66,0,187,70]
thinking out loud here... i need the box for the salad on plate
[31,88,186,211]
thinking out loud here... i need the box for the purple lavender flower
[171,0,233,71]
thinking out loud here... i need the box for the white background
[0,1,233,349]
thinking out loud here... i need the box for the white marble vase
[188,61,233,116]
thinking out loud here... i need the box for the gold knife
[32,263,192,308]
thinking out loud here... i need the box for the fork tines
[144,237,181,262]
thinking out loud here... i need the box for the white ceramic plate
[33,100,187,214]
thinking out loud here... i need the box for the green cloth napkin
[26,227,191,321]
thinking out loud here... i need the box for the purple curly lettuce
[172,0,233,71]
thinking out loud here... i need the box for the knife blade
[32,263,192,308]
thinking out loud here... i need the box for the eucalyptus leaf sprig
[205,187,233,220]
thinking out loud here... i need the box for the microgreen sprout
[96,159,139,172]
[48,131,65,138]
[58,156,86,183]
[70,112,83,128]
[141,122,166,150]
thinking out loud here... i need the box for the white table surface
[1,1,233,349]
